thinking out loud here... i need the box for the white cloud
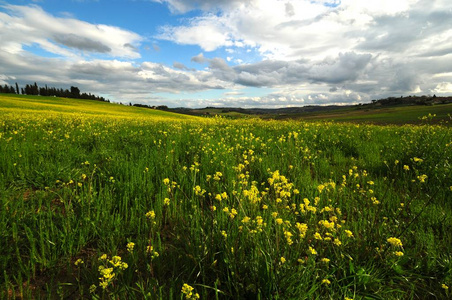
[0,4,142,59]
[152,0,249,14]
[432,82,452,94]
[156,15,234,51]
[1,2,451,108]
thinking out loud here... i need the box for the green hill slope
[0,94,196,120]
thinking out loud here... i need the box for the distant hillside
[155,95,452,125]
[0,94,197,121]
[153,95,452,118]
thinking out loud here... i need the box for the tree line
[0,82,109,102]
[366,95,452,107]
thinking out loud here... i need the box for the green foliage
[1,96,452,299]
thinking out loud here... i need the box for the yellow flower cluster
[181,283,200,299]
[96,254,128,290]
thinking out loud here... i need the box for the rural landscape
[1,0,452,299]
[1,93,451,299]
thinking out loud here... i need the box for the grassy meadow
[297,104,452,125]
[1,94,452,299]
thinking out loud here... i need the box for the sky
[0,0,451,108]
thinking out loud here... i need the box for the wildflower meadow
[1,95,452,299]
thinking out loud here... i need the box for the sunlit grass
[1,94,451,299]
[0,94,196,120]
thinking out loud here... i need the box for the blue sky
[0,0,451,108]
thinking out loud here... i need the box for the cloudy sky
[0,0,451,108]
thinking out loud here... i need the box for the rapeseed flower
[322,279,331,285]
[146,210,156,219]
[164,198,170,206]
[333,238,342,246]
[181,283,200,299]
[127,242,135,253]
[417,174,427,183]
[387,237,403,247]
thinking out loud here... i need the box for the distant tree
[32,82,39,95]
[8,81,110,102]
[70,86,80,98]
[39,87,47,96]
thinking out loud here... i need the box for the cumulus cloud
[152,0,250,14]
[156,15,234,51]
[54,34,111,53]
[173,61,188,70]
[1,1,452,108]
[191,53,206,63]
[0,4,142,58]
[308,52,372,84]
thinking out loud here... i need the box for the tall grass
[0,100,451,299]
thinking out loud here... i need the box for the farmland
[1,94,452,299]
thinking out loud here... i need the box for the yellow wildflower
[417,174,427,183]
[163,198,170,206]
[387,237,403,247]
[308,246,317,255]
[181,283,200,299]
[127,242,135,253]
[146,210,156,219]
[242,216,251,224]
[74,258,84,266]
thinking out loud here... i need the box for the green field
[0,94,195,120]
[292,104,452,125]
[1,94,452,299]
